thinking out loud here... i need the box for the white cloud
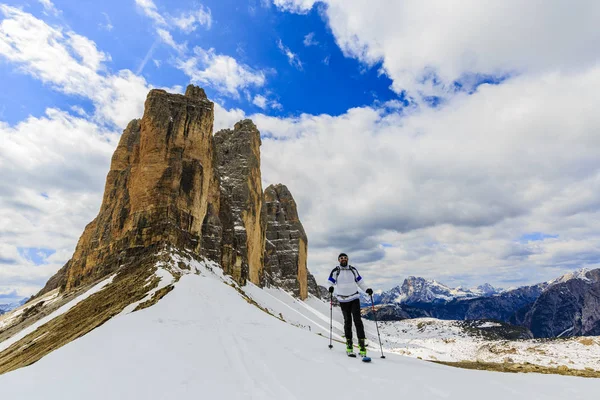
[38,0,61,17]
[303,32,318,47]
[0,110,120,299]
[274,0,600,97]
[134,1,264,100]
[171,7,212,32]
[0,5,151,129]
[177,47,266,98]
[93,70,151,128]
[272,0,316,13]
[234,67,600,288]
[156,28,186,53]
[0,6,185,298]
[213,103,246,132]
[266,0,600,286]
[134,0,167,26]
[136,0,212,32]
[253,94,268,109]
[252,94,282,110]
[0,6,107,96]
[277,38,302,70]
[99,12,114,32]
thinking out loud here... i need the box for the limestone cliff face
[214,120,266,286]
[39,86,221,294]
[263,184,316,300]
[11,84,319,378]
[37,86,313,300]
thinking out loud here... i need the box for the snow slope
[0,275,115,352]
[1,258,599,399]
[378,318,600,371]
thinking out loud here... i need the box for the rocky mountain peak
[213,119,265,286]
[263,183,318,300]
[36,86,308,298]
[184,84,208,100]
[37,85,220,295]
[0,85,314,375]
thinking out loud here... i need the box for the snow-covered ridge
[366,268,597,307]
[365,276,504,306]
[547,268,594,286]
[2,251,600,399]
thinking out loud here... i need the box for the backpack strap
[349,266,361,282]
[328,266,341,284]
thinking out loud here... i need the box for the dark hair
[338,253,348,259]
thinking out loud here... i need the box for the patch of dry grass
[434,360,600,378]
[579,338,595,346]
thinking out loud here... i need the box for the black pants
[340,298,365,340]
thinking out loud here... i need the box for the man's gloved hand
[366,288,373,296]
[328,286,334,293]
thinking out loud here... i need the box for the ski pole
[370,294,385,358]
[328,292,333,349]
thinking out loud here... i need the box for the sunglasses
[339,257,348,260]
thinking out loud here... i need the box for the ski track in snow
[1,262,600,398]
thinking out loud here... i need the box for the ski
[347,353,357,358]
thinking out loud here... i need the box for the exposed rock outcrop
[214,120,266,286]
[2,84,317,376]
[36,85,314,298]
[39,86,220,295]
[262,184,315,300]
[519,269,600,338]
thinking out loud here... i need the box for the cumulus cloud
[2,1,599,297]
[0,110,120,299]
[177,47,266,98]
[274,0,600,97]
[253,94,268,109]
[0,7,167,298]
[0,5,150,129]
[252,94,282,110]
[213,103,246,132]
[214,67,600,288]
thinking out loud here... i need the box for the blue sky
[1,0,600,302]
[0,0,398,126]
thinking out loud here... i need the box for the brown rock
[37,86,314,300]
[214,120,266,286]
[262,184,312,299]
[38,85,220,295]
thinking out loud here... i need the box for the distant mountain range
[360,276,503,306]
[0,298,28,315]
[363,269,600,339]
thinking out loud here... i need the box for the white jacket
[328,265,368,303]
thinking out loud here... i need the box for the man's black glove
[328,286,334,293]
[366,288,373,296]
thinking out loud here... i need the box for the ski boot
[346,338,356,357]
[358,338,367,357]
